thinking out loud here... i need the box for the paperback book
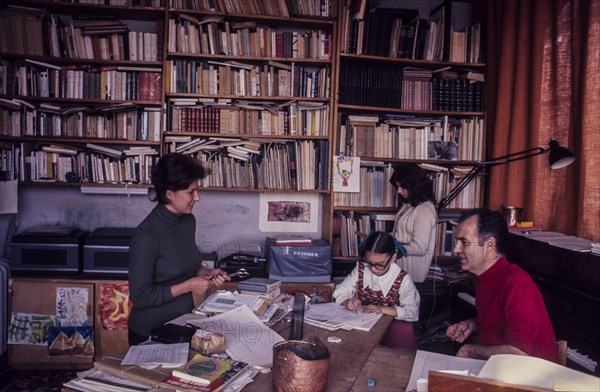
[166,354,249,391]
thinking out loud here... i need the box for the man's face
[453,215,493,276]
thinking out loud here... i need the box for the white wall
[0,186,322,261]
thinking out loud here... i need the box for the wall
[0,186,322,261]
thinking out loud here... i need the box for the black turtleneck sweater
[128,203,202,337]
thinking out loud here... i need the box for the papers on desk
[408,351,600,392]
[304,302,383,332]
[196,291,268,315]
[478,354,600,391]
[517,231,593,252]
[407,350,486,391]
[121,342,189,367]
[185,305,285,368]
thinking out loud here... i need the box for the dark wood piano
[505,232,600,375]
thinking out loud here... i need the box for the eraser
[327,336,342,343]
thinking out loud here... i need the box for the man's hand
[456,343,528,360]
[446,319,476,343]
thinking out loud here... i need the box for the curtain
[486,0,600,242]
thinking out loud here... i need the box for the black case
[150,323,196,344]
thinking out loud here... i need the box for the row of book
[341,0,482,63]
[168,100,329,136]
[336,115,484,162]
[339,62,484,111]
[168,16,332,59]
[0,9,161,61]
[421,163,484,209]
[62,1,163,6]
[333,163,397,208]
[0,100,162,142]
[166,59,330,98]
[175,139,329,190]
[3,61,162,102]
[2,142,158,183]
[169,0,335,18]
[331,210,396,257]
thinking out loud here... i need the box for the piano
[505,232,600,375]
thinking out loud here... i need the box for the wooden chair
[557,340,568,366]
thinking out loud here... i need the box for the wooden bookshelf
[328,0,487,271]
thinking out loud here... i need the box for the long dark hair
[150,153,206,204]
[389,163,435,207]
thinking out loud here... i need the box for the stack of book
[237,277,283,302]
[161,353,251,392]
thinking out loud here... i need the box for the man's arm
[456,343,527,360]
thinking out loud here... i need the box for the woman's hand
[197,267,231,286]
[186,276,215,295]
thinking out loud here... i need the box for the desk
[83,316,422,392]
[243,316,394,391]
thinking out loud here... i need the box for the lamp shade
[548,140,575,169]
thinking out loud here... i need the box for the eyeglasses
[360,254,395,270]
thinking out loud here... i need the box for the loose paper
[0,179,18,214]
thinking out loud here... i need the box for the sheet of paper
[197,291,265,314]
[186,305,285,367]
[406,350,486,391]
[121,342,189,366]
[304,302,383,331]
[478,354,600,391]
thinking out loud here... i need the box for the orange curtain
[486,0,600,241]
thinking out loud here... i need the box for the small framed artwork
[333,155,360,192]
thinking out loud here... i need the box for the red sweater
[475,256,559,363]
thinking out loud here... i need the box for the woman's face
[165,181,200,215]
[396,184,409,199]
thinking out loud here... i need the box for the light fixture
[80,185,149,196]
[438,140,575,211]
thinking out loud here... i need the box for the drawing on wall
[7,313,60,346]
[56,287,89,327]
[259,192,319,233]
[333,155,360,192]
[267,201,310,223]
[47,325,94,357]
[100,283,131,330]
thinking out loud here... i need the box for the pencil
[354,281,359,313]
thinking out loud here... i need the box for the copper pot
[272,338,330,392]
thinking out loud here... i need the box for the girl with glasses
[333,231,420,348]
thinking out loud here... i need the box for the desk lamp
[437,140,575,211]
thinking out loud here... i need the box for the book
[160,357,249,392]
[274,234,312,244]
[237,277,281,293]
[171,354,236,385]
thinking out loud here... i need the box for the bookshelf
[0,0,336,192]
[329,0,487,277]
[0,0,165,185]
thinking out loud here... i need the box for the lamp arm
[437,147,547,211]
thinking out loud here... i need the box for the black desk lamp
[437,140,575,211]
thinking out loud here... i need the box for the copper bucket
[272,337,330,392]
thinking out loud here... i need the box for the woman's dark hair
[150,153,206,204]
[389,163,435,207]
[460,208,509,254]
[361,231,396,257]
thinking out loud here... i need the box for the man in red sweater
[446,209,559,363]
